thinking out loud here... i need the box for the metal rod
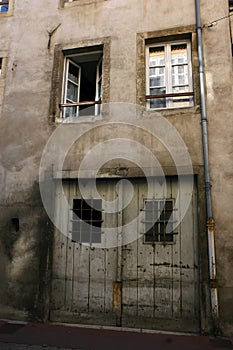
[146,92,194,99]
[60,100,102,108]
[195,0,219,334]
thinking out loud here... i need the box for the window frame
[146,39,194,110]
[49,39,110,122]
[62,58,81,118]
[60,47,103,118]
[143,198,177,244]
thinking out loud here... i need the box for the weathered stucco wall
[200,0,233,335]
[0,0,232,335]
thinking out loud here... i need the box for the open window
[146,40,194,109]
[60,45,103,118]
[0,0,8,12]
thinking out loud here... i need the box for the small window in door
[71,198,102,243]
[61,45,103,118]
[144,199,175,243]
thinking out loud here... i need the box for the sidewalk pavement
[0,319,233,350]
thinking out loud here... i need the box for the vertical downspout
[195,0,219,334]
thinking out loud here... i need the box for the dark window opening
[144,200,175,243]
[71,198,102,243]
[62,45,103,117]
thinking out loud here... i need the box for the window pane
[149,46,165,67]
[81,231,90,243]
[0,4,8,12]
[145,200,154,221]
[149,87,166,108]
[172,65,188,86]
[68,62,79,84]
[171,43,188,65]
[67,81,78,102]
[64,106,77,118]
[172,86,193,107]
[150,67,165,87]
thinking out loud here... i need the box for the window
[146,40,194,109]
[144,199,176,243]
[71,198,102,243]
[0,0,8,12]
[60,45,103,118]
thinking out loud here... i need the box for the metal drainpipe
[195,0,219,334]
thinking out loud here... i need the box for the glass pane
[64,105,77,118]
[81,231,90,243]
[149,87,166,108]
[72,219,81,232]
[160,223,165,237]
[172,86,193,108]
[150,67,165,87]
[145,201,154,221]
[72,231,81,243]
[165,200,173,220]
[165,234,173,242]
[166,222,173,233]
[172,65,188,86]
[0,4,8,12]
[171,43,187,65]
[145,233,155,242]
[68,62,79,84]
[149,46,165,67]
[67,81,78,102]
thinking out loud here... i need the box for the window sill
[0,11,12,17]
[56,114,102,124]
[143,105,200,118]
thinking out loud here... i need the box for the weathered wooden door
[50,176,199,332]
[120,177,199,332]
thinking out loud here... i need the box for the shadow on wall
[0,182,53,322]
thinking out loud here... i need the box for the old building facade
[0,0,232,336]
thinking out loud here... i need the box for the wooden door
[121,177,199,332]
[50,176,199,331]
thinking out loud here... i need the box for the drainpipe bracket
[207,217,215,229]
